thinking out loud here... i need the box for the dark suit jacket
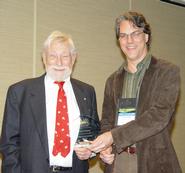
[101,57,182,173]
[0,74,100,173]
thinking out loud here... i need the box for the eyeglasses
[119,30,144,41]
[47,54,71,61]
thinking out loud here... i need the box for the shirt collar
[123,52,152,73]
[45,74,71,87]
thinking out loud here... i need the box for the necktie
[52,81,70,157]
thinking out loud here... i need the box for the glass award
[77,114,100,142]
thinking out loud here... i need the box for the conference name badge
[116,98,136,126]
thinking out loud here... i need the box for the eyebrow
[120,29,142,34]
[48,53,57,56]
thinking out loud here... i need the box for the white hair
[42,30,77,58]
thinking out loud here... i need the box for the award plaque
[77,114,100,142]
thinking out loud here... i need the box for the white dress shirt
[45,74,80,167]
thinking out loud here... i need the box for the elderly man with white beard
[0,31,100,173]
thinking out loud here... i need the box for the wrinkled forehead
[47,40,71,55]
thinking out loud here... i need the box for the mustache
[49,65,69,70]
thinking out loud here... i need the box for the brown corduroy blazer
[101,56,182,173]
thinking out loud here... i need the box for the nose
[127,34,134,43]
[56,56,62,65]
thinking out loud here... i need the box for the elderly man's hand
[74,146,92,160]
[89,131,113,153]
[100,146,115,165]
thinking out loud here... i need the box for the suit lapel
[71,79,89,115]
[29,75,49,160]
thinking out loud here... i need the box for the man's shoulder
[5,75,45,100]
[106,64,124,82]
[9,74,45,89]
[71,78,95,91]
[150,56,179,71]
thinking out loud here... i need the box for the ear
[42,52,48,69]
[145,33,149,43]
[71,53,77,66]
[42,55,46,65]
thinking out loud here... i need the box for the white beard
[46,65,72,81]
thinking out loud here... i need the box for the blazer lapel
[137,57,157,112]
[114,66,125,103]
[71,79,89,115]
[29,75,49,160]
